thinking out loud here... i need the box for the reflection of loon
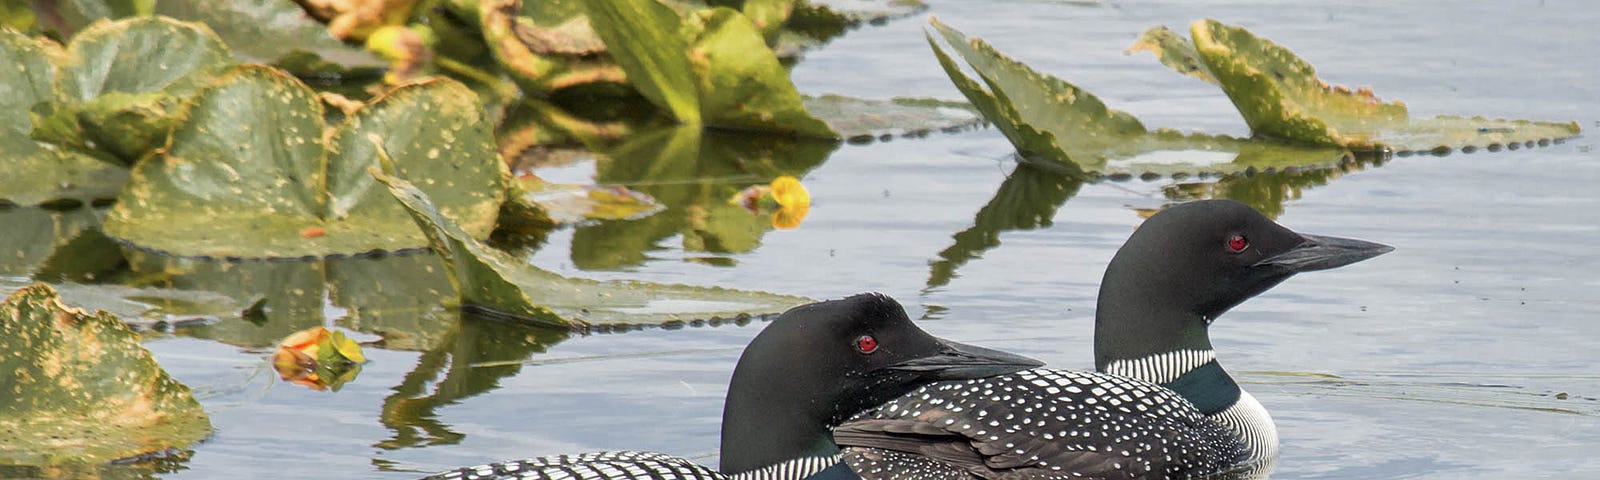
[838,200,1391,479]
[418,293,1041,480]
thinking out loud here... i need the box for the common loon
[418,293,1043,480]
[834,199,1392,479]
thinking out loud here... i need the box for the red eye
[1227,234,1248,253]
[855,335,879,354]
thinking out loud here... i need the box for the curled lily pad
[583,0,701,124]
[0,28,127,206]
[34,16,233,163]
[1136,19,1581,153]
[103,66,506,258]
[583,0,836,137]
[928,18,1350,176]
[373,164,811,329]
[0,283,212,466]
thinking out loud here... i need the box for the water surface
[119,1,1600,478]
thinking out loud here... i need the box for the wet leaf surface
[103,67,505,258]
[1137,19,1581,153]
[374,163,811,328]
[0,28,127,207]
[928,18,1352,176]
[0,283,211,467]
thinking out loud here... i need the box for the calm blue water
[16,1,1599,478]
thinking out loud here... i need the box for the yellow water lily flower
[769,175,810,209]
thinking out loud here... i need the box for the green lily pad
[582,0,836,137]
[0,283,211,466]
[928,18,1350,176]
[583,0,702,125]
[0,28,127,207]
[103,66,506,259]
[35,16,233,163]
[1136,19,1581,153]
[373,163,812,329]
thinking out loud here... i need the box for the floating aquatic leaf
[1126,26,1215,84]
[0,28,127,207]
[1136,19,1581,153]
[928,18,1350,176]
[35,16,233,163]
[582,0,701,124]
[103,67,506,258]
[152,0,378,65]
[373,163,811,328]
[0,283,211,466]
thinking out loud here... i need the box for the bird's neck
[1095,295,1278,460]
[719,385,841,477]
[1094,292,1241,414]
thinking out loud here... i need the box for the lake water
[9,0,1599,478]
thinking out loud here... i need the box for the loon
[833,199,1392,479]
[419,293,1044,480]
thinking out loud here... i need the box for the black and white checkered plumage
[835,369,1248,480]
[420,452,722,480]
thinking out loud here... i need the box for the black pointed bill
[886,338,1043,380]
[1254,233,1394,272]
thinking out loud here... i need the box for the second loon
[834,199,1392,479]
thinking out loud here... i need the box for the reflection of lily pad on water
[373,163,811,329]
[926,18,1352,177]
[103,67,506,259]
[1128,20,1581,153]
[573,127,836,269]
[0,284,211,468]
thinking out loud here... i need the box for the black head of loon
[1094,199,1393,369]
[720,292,1044,475]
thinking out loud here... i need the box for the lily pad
[583,0,836,137]
[582,0,701,124]
[34,16,233,163]
[0,28,127,207]
[0,283,211,466]
[928,18,1350,176]
[373,163,812,329]
[0,208,104,276]
[1134,19,1581,153]
[103,66,506,259]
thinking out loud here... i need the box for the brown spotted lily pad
[0,283,212,466]
[1130,19,1581,153]
[0,27,127,207]
[372,161,811,329]
[103,66,506,259]
[928,18,1351,176]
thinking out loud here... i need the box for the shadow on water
[571,127,838,270]
[927,153,1390,290]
